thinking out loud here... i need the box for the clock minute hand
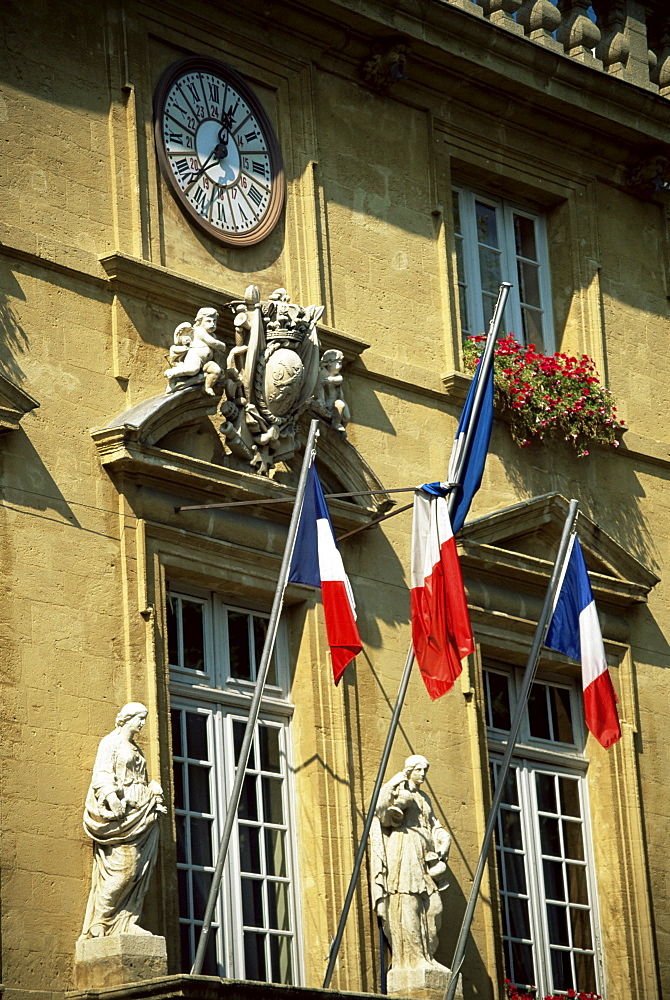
[188,147,218,185]
[188,127,230,185]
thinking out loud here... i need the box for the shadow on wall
[0,267,30,386]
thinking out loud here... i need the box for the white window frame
[484,667,606,997]
[168,585,302,985]
[453,185,555,353]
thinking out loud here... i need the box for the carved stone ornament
[627,152,670,198]
[370,755,451,989]
[361,37,410,95]
[162,288,352,475]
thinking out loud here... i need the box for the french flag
[423,340,494,534]
[411,489,474,700]
[289,464,362,683]
[545,537,621,749]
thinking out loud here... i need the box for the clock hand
[188,127,230,184]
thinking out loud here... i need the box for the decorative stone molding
[593,0,630,76]
[0,373,39,433]
[91,391,393,533]
[557,0,603,67]
[361,37,410,95]
[648,11,670,97]
[478,0,524,35]
[626,151,670,198]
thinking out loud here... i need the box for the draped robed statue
[79,703,166,939]
[371,754,451,973]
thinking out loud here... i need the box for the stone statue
[164,307,227,395]
[371,755,451,977]
[79,703,166,939]
[310,349,350,438]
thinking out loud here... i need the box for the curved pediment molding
[91,389,392,532]
[0,372,39,433]
[459,493,658,612]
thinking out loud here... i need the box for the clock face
[153,57,285,247]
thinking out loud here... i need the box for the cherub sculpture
[164,307,227,395]
[311,349,350,437]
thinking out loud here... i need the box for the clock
[153,56,285,247]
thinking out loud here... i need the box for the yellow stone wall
[1,2,669,1000]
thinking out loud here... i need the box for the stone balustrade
[447,0,670,97]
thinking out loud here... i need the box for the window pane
[570,907,592,950]
[167,595,179,666]
[182,599,205,671]
[479,247,502,294]
[190,816,213,867]
[233,718,256,769]
[547,904,569,945]
[566,863,589,904]
[510,941,535,987]
[239,825,262,873]
[540,816,561,857]
[176,814,187,864]
[244,931,267,981]
[559,776,581,817]
[254,616,277,686]
[179,922,193,973]
[521,307,545,354]
[229,611,252,679]
[239,774,259,821]
[192,869,212,921]
[574,950,597,993]
[536,772,557,814]
[173,762,185,810]
[186,713,208,761]
[266,828,287,877]
[262,776,284,825]
[501,808,523,850]
[188,764,211,814]
[503,851,527,894]
[260,726,281,773]
[518,260,541,307]
[514,214,537,260]
[452,190,462,233]
[529,684,551,739]
[551,688,574,744]
[563,820,585,861]
[270,934,293,984]
[543,859,565,902]
[268,881,291,931]
[486,671,511,731]
[476,201,499,247]
[242,877,264,927]
[508,896,531,939]
[171,709,183,757]
[551,947,573,992]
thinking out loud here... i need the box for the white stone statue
[79,703,166,939]
[371,755,451,974]
[164,307,227,395]
[310,349,350,437]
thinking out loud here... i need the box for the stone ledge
[67,975,388,1000]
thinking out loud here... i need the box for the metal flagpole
[444,499,580,1000]
[322,282,512,989]
[191,417,321,976]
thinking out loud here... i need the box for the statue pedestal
[387,966,462,1000]
[74,935,168,989]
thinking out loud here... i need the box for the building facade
[1,2,669,1000]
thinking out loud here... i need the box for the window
[484,668,604,996]
[168,590,299,984]
[453,186,554,353]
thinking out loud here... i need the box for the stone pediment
[0,372,39,433]
[91,388,392,532]
[458,493,658,611]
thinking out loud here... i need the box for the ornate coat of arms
[164,287,350,475]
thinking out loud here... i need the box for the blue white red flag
[423,348,494,534]
[545,537,621,749]
[289,464,362,683]
[410,489,474,700]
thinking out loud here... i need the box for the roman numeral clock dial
[153,57,285,247]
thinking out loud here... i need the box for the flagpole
[443,499,580,1000]
[322,282,512,988]
[191,418,321,976]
